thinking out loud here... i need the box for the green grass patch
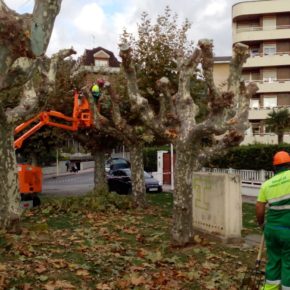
[47,216,75,230]
[0,192,260,289]
[242,203,261,236]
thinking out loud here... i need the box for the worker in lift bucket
[91,79,105,111]
[256,151,290,290]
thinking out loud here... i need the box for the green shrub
[143,146,170,172]
[208,144,290,171]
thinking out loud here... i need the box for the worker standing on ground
[91,79,105,112]
[256,151,290,290]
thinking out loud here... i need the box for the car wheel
[32,195,41,207]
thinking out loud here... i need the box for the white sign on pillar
[192,172,242,240]
[157,150,168,185]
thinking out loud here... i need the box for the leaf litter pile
[0,193,261,289]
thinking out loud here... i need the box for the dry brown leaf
[137,248,148,258]
[130,273,146,286]
[0,275,5,288]
[115,279,130,289]
[0,264,6,271]
[35,264,47,274]
[44,280,76,290]
[76,269,90,277]
[123,226,139,234]
[96,282,111,290]
[23,283,33,290]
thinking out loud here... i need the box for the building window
[263,44,276,56]
[264,96,277,109]
[95,59,109,67]
[252,123,262,135]
[263,68,277,82]
[250,48,260,57]
[250,99,260,109]
[242,73,250,81]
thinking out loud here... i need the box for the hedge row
[143,144,290,172]
[208,144,290,171]
[143,146,170,172]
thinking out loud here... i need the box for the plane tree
[0,0,75,230]
[78,80,154,208]
[119,40,257,246]
[83,8,198,208]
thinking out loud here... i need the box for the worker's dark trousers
[262,225,290,289]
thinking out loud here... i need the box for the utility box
[192,172,242,242]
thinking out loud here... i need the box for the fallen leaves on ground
[0,193,259,289]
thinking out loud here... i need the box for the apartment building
[232,0,290,144]
[213,56,232,87]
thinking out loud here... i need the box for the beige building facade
[213,57,231,87]
[232,0,290,144]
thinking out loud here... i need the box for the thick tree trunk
[171,140,194,246]
[278,133,283,145]
[0,125,21,229]
[93,150,108,192]
[129,143,147,208]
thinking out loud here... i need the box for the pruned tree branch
[198,39,219,104]
[31,0,62,56]
[5,48,76,125]
[119,43,166,136]
[173,47,201,136]
[46,48,76,86]
[5,80,37,124]
[156,77,178,125]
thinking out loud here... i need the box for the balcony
[248,107,273,119]
[248,105,290,120]
[241,133,290,145]
[233,1,290,21]
[233,25,290,43]
[246,79,290,93]
[244,52,290,68]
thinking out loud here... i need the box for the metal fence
[202,168,274,186]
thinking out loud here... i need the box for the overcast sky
[5,0,252,59]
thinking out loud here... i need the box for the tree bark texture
[0,1,64,230]
[171,141,195,246]
[278,133,283,145]
[93,149,108,192]
[119,40,258,246]
[0,124,21,228]
[129,143,147,208]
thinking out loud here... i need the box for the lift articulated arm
[14,91,93,149]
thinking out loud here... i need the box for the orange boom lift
[14,91,93,207]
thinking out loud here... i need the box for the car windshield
[121,169,131,176]
[144,171,151,178]
[120,169,152,179]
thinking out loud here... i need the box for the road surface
[42,169,260,203]
[42,169,94,197]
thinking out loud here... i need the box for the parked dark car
[105,158,130,173]
[107,168,162,194]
